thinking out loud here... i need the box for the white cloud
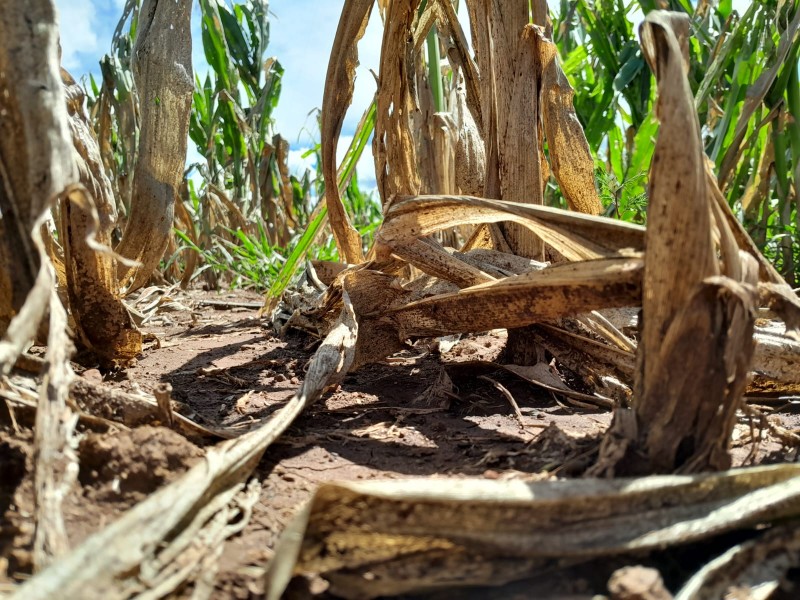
[287,147,317,176]
[268,0,382,146]
[286,135,376,193]
[54,0,101,72]
[337,135,377,191]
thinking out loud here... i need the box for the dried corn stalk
[62,69,118,234]
[0,0,77,370]
[58,65,141,364]
[373,0,424,204]
[0,0,80,573]
[115,0,194,292]
[59,187,141,365]
[468,0,545,259]
[594,12,761,476]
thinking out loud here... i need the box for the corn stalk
[114,0,194,292]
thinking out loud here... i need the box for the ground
[1,289,798,598]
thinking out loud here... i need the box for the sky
[53,0,750,192]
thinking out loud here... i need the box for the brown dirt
[1,289,798,598]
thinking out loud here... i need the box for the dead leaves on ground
[265,465,800,599]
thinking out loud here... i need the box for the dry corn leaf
[529,322,636,398]
[320,0,374,263]
[378,194,645,261]
[384,256,643,339]
[533,25,603,215]
[390,237,496,287]
[454,247,547,278]
[264,464,800,599]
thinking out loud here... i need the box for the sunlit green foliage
[87,0,799,292]
[554,0,800,284]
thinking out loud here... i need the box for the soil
[1,289,798,598]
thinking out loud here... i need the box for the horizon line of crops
[81,0,799,296]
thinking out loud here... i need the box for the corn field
[1,0,800,598]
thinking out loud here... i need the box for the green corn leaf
[718,0,733,20]
[613,54,645,92]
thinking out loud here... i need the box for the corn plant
[555,0,800,285]
[85,0,140,230]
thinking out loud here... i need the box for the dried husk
[373,0,424,204]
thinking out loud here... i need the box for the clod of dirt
[608,565,672,600]
[78,426,203,501]
[0,430,34,581]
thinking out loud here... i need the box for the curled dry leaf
[321,0,374,263]
[533,25,603,215]
[264,465,800,599]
